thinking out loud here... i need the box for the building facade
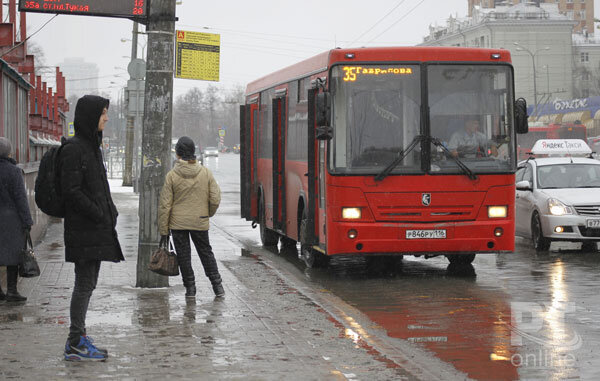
[468,0,594,35]
[59,57,99,98]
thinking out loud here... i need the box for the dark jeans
[68,260,101,345]
[171,230,222,287]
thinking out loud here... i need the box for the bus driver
[448,118,498,158]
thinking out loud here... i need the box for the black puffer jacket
[58,95,124,262]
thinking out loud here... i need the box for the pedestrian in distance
[0,137,33,303]
[59,95,124,362]
[159,136,224,298]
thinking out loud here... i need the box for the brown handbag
[148,234,179,276]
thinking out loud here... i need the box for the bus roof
[245,46,512,96]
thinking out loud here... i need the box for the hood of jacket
[74,95,109,146]
[173,160,203,179]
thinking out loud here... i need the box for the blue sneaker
[84,336,108,355]
[64,336,107,361]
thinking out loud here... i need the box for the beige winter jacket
[158,160,221,235]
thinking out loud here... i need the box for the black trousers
[171,230,222,287]
[68,260,101,344]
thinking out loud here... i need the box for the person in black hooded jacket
[59,95,124,362]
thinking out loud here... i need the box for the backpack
[35,137,69,218]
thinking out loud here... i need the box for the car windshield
[537,164,600,189]
[206,147,217,150]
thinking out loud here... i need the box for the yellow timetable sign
[175,30,220,81]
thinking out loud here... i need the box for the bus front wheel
[446,254,476,265]
[259,197,279,246]
[299,211,329,269]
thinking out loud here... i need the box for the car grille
[574,205,600,216]
[578,226,600,237]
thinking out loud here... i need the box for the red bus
[517,122,587,159]
[240,47,528,268]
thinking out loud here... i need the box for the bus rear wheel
[446,254,476,265]
[259,197,279,246]
[299,212,329,269]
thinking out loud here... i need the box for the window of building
[581,52,589,62]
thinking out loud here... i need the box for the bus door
[272,92,287,233]
[240,101,259,222]
[317,139,327,249]
[305,88,320,249]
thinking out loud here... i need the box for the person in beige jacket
[158,136,223,297]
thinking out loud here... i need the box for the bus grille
[574,205,600,216]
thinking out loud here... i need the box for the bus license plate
[587,219,600,228]
[406,229,446,239]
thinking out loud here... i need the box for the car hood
[541,188,600,205]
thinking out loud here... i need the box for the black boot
[6,266,26,302]
[212,283,225,297]
[0,283,5,301]
[185,284,196,298]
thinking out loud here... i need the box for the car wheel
[299,210,329,269]
[531,213,551,252]
[445,254,476,265]
[259,197,279,246]
[581,241,598,252]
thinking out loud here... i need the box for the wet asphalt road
[208,153,600,381]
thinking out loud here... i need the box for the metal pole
[122,21,139,187]
[136,0,176,288]
[529,51,538,117]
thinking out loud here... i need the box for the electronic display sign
[19,0,146,19]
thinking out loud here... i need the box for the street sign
[219,129,226,137]
[68,122,74,137]
[175,30,220,82]
[18,0,146,19]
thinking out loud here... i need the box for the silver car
[203,146,219,157]
[515,156,600,251]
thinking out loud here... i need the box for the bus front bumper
[326,220,514,256]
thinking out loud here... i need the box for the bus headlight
[342,207,362,219]
[488,206,507,218]
[548,198,572,216]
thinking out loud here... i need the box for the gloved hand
[160,235,169,246]
[23,225,31,233]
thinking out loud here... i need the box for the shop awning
[561,110,591,124]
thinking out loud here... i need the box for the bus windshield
[429,64,515,174]
[330,64,422,174]
[330,64,516,175]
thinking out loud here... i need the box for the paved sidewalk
[0,184,410,380]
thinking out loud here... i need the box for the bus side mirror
[316,92,331,127]
[316,92,332,140]
[515,98,529,134]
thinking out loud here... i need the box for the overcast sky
[20,0,599,101]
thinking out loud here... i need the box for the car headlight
[342,207,362,219]
[547,198,573,216]
[488,206,507,218]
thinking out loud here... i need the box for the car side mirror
[316,92,331,127]
[515,98,529,134]
[516,180,532,191]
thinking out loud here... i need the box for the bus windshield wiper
[429,137,478,180]
[375,135,423,182]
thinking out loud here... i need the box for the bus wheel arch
[299,207,329,268]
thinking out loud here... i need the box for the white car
[515,140,600,251]
[203,146,219,157]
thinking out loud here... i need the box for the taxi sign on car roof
[530,139,592,156]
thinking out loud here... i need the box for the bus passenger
[449,118,498,158]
